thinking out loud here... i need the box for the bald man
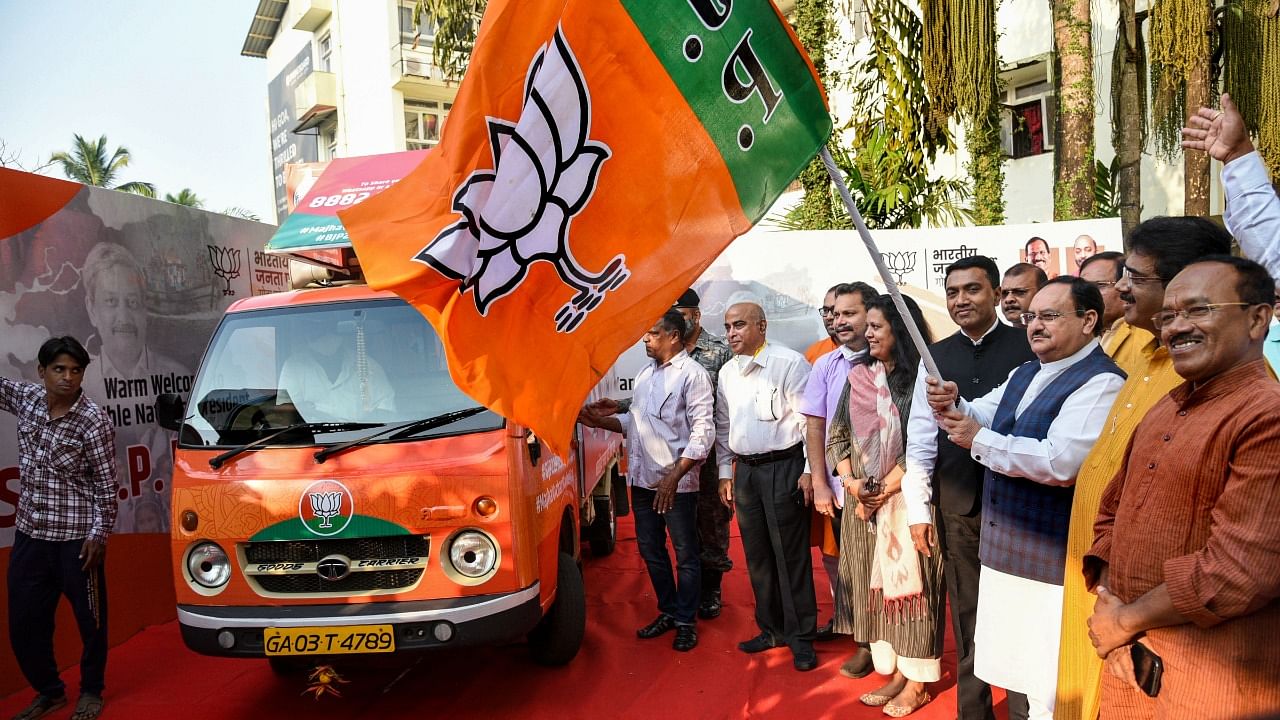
[715,302,819,671]
[1073,236,1098,272]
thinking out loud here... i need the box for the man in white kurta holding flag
[924,276,1125,719]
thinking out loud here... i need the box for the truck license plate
[263,625,395,655]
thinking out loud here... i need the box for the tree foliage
[777,129,972,230]
[785,0,969,230]
[920,0,1005,224]
[50,134,154,196]
[413,0,486,81]
[1222,0,1280,176]
[164,188,204,207]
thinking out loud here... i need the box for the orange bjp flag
[340,0,832,455]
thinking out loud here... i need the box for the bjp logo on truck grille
[299,480,354,537]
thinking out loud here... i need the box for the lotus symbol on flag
[414,27,629,333]
[309,491,343,529]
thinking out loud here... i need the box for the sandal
[70,693,105,720]
[859,691,896,707]
[11,694,67,720]
[883,691,932,718]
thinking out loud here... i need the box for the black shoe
[697,588,722,620]
[792,645,818,672]
[673,625,698,652]
[636,614,677,639]
[814,618,837,642]
[737,632,781,654]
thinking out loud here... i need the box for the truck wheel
[587,494,616,556]
[527,551,586,666]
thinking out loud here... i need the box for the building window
[405,100,451,149]
[321,126,338,161]
[399,5,436,46]
[999,68,1056,160]
[317,32,332,73]
[1010,100,1046,158]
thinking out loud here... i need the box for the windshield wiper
[209,422,383,469]
[314,407,488,464]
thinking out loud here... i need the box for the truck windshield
[180,298,501,447]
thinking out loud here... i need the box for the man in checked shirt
[2,336,117,720]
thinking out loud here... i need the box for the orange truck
[156,279,625,670]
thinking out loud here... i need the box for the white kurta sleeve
[969,372,1125,484]
[903,364,938,526]
[1223,151,1280,283]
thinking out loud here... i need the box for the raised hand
[1181,93,1254,165]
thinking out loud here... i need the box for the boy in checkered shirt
[3,336,117,720]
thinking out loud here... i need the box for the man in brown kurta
[1083,256,1280,719]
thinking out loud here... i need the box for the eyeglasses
[1121,265,1164,286]
[818,306,835,318]
[1090,280,1118,289]
[1151,303,1253,329]
[1020,310,1085,325]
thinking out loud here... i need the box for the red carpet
[1,516,1009,719]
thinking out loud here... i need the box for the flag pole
[819,147,941,380]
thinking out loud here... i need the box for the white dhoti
[973,566,1064,720]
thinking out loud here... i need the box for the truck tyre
[527,551,586,666]
[587,494,616,556]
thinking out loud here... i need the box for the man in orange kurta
[1053,218,1233,720]
[1085,257,1280,719]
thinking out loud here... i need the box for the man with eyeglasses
[903,255,1036,720]
[1002,263,1048,327]
[1051,216,1231,720]
[805,285,844,364]
[1078,252,1126,357]
[927,276,1124,719]
[1085,255,1280,718]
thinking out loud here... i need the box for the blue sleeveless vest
[979,344,1125,585]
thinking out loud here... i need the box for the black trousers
[734,452,816,649]
[696,448,733,573]
[937,509,995,720]
[7,531,109,698]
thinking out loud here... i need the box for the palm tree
[222,207,262,222]
[164,188,204,207]
[1052,0,1096,219]
[50,134,155,196]
[921,0,1006,225]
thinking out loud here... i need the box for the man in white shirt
[580,310,714,652]
[714,302,818,671]
[926,277,1126,720]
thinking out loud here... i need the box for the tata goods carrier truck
[155,254,624,670]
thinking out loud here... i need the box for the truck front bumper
[177,582,542,657]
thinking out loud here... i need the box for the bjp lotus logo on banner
[341,0,831,455]
[299,480,354,537]
[417,27,628,333]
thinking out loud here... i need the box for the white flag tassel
[819,147,941,381]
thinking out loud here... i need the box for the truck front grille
[238,534,430,597]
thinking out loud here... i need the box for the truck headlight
[448,531,497,579]
[186,541,231,589]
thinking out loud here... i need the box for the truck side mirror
[156,393,186,431]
